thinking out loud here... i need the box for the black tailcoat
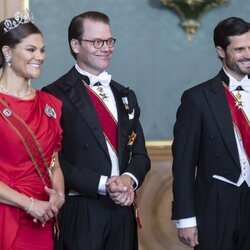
[172,70,241,220]
[43,67,150,249]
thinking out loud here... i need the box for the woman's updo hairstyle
[0,10,42,68]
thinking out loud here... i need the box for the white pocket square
[128,109,135,120]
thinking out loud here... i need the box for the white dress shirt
[176,69,250,228]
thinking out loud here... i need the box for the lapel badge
[122,97,129,110]
[128,131,137,146]
[45,104,56,119]
[3,108,12,117]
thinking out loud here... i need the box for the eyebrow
[25,44,46,49]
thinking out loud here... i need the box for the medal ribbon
[84,82,118,154]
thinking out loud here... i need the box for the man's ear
[215,46,225,59]
[70,39,80,54]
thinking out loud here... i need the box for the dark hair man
[43,11,150,250]
[172,17,250,250]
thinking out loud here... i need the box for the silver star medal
[44,104,56,119]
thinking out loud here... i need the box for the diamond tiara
[3,9,34,34]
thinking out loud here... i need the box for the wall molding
[146,140,172,160]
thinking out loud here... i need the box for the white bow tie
[91,71,111,87]
[229,82,250,92]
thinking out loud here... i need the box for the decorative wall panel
[138,143,189,249]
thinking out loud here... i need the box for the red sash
[84,82,118,154]
[223,83,250,159]
[84,83,142,228]
[0,98,50,187]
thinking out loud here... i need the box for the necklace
[0,85,31,99]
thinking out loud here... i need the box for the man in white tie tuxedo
[172,17,250,250]
[43,11,150,250]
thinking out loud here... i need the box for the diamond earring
[4,55,12,67]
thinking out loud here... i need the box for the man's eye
[95,40,103,45]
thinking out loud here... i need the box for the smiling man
[43,11,150,250]
[172,17,250,250]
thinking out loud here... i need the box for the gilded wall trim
[146,140,172,160]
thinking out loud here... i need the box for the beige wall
[0,0,28,20]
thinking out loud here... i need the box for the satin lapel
[205,76,240,167]
[59,73,109,157]
[111,83,129,166]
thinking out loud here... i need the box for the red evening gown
[0,90,62,250]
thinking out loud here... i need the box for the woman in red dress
[0,10,65,250]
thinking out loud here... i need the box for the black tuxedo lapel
[110,82,129,166]
[59,69,110,158]
[205,75,240,167]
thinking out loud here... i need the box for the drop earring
[4,55,12,67]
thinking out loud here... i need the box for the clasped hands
[27,186,65,226]
[106,175,135,206]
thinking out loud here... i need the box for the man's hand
[177,227,199,247]
[106,175,135,206]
